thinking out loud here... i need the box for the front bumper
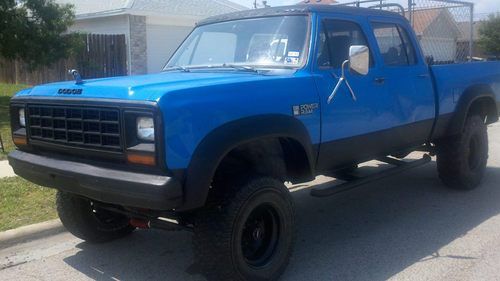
[8,150,183,210]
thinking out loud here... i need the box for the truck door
[369,20,435,144]
[314,16,399,171]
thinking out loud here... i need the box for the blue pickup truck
[8,5,500,280]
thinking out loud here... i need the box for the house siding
[69,15,130,35]
[421,17,459,62]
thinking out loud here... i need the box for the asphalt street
[1,123,500,281]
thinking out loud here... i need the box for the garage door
[146,24,193,73]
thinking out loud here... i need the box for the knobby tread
[193,176,296,281]
[56,192,135,243]
[437,115,488,190]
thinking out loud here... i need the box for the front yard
[0,177,57,231]
[0,83,30,160]
[0,83,58,231]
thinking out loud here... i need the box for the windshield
[165,16,309,69]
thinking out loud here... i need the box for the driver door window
[317,19,372,69]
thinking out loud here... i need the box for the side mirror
[327,45,369,104]
[349,45,369,75]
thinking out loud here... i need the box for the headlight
[19,108,26,127]
[137,117,155,141]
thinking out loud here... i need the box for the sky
[232,0,500,19]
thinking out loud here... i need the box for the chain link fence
[339,0,474,64]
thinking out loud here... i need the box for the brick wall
[129,15,148,75]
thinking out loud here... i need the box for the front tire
[56,191,135,243]
[193,177,295,281]
[436,115,488,190]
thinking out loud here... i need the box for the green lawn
[0,177,57,231]
[0,83,58,232]
[0,83,30,160]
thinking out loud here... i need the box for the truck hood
[15,70,290,102]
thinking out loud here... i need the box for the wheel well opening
[210,138,313,194]
[468,97,498,125]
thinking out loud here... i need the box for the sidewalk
[0,161,15,178]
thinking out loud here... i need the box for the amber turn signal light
[127,152,156,166]
[13,135,27,146]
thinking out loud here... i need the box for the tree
[0,0,82,67]
[478,13,500,58]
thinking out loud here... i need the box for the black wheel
[56,191,135,243]
[193,177,295,281]
[436,115,488,190]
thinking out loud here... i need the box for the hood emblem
[58,88,83,95]
[68,69,84,85]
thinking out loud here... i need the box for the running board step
[310,154,432,198]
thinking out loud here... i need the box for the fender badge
[293,103,319,116]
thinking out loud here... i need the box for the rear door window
[372,22,417,66]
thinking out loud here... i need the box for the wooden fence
[0,34,127,85]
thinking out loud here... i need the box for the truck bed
[430,61,500,116]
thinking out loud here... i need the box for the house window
[372,23,417,66]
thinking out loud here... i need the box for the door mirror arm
[327,60,356,104]
[327,45,370,104]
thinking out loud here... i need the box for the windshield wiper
[221,63,260,73]
[163,65,190,72]
[164,64,263,73]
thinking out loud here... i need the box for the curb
[0,160,16,178]
[0,219,66,249]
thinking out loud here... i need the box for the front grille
[27,104,122,151]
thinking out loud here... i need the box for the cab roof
[197,4,401,26]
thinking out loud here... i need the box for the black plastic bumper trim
[8,150,182,210]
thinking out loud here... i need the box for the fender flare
[447,84,498,136]
[178,114,315,211]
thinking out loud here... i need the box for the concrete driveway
[1,123,500,281]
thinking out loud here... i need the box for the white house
[56,0,247,74]
[409,9,462,63]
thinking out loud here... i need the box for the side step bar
[310,154,432,198]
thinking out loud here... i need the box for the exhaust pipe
[129,217,190,231]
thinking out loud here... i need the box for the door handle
[374,77,385,84]
[417,74,430,78]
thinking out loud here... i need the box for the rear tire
[436,115,488,190]
[193,176,295,281]
[56,191,135,243]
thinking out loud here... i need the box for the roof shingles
[55,0,246,18]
